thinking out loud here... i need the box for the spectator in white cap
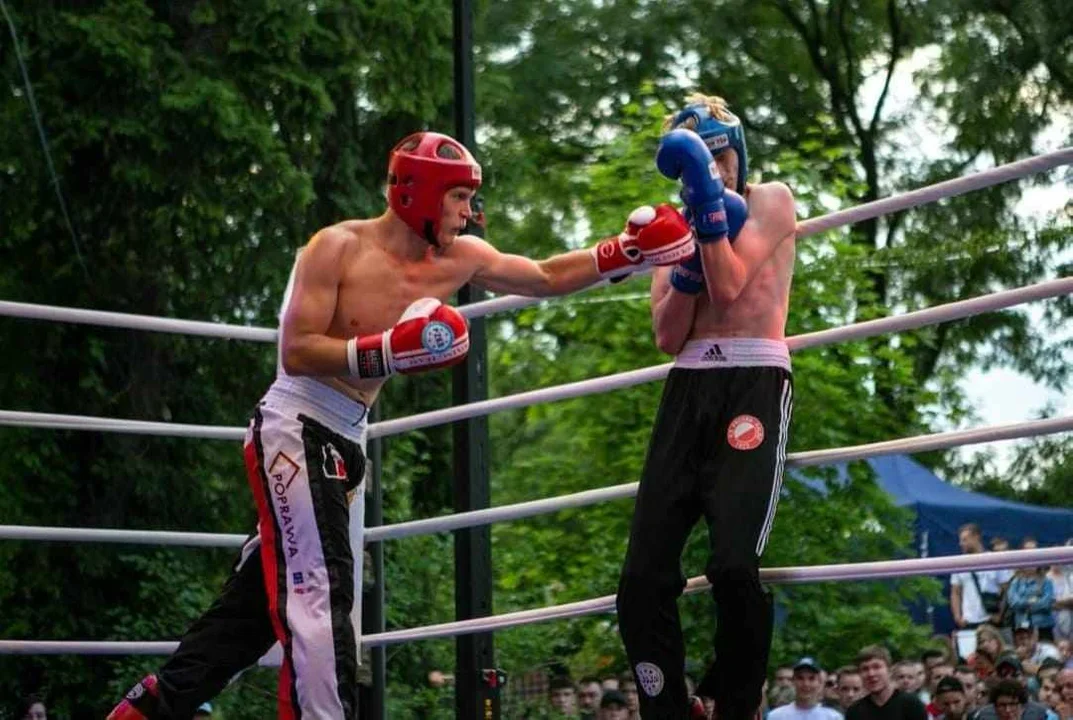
[768,658,844,720]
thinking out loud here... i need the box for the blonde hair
[663,92,735,132]
[975,624,1006,650]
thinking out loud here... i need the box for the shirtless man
[107,130,695,720]
[615,94,797,720]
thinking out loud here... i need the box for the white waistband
[674,338,791,371]
[263,376,368,444]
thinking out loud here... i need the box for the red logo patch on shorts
[727,415,765,450]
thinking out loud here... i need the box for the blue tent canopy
[867,454,1073,557]
[805,455,1073,633]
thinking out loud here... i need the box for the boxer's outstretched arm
[465,205,695,297]
[650,266,698,355]
[465,236,600,297]
[279,229,351,376]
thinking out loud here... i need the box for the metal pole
[452,0,498,716]
[365,405,386,719]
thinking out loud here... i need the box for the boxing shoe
[107,674,159,720]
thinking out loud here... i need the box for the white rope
[1,148,1067,338]
[795,147,1073,238]
[0,525,247,547]
[0,301,278,342]
[3,546,1069,655]
[363,546,1073,648]
[790,414,1073,466]
[371,276,1073,437]
[3,413,1070,547]
[373,413,1073,540]
[5,264,1066,442]
[0,410,245,440]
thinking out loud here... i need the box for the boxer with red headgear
[386,131,483,246]
[109,129,695,720]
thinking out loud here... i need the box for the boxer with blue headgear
[665,95,748,194]
[616,91,799,720]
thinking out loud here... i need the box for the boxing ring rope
[1,276,1070,441]
[2,412,1072,549]
[368,276,1073,439]
[0,147,1069,338]
[1,148,1071,661]
[2,546,1071,656]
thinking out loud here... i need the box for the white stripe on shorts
[755,378,792,557]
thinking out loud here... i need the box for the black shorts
[617,338,793,718]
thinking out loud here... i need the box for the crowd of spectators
[521,634,1072,720]
[515,525,1072,719]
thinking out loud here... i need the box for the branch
[835,0,866,141]
[985,3,1073,99]
[771,0,853,136]
[869,0,904,133]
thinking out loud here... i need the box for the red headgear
[387,132,482,245]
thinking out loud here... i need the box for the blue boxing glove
[656,129,728,243]
[670,207,704,295]
[670,247,705,294]
[667,194,747,295]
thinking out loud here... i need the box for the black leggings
[617,366,792,720]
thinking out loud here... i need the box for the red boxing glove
[592,204,696,279]
[633,204,696,264]
[347,298,470,379]
[592,205,653,280]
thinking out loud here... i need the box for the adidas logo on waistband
[702,344,726,362]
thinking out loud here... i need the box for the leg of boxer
[108,534,277,720]
[618,368,705,718]
[697,367,792,720]
[246,403,364,720]
[155,534,278,717]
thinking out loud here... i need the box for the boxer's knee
[705,558,761,599]
[617,565,682,629]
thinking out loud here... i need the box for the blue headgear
[668,103,748,194]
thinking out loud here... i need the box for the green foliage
[0,0,1070,716]
[0,0,454,715]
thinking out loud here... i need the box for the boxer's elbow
[653,314,690,355]
[654,329,686,355]
[705,282,743,307]
[279,346,307,376]
[279,334,317,376]
[702,261,747,306]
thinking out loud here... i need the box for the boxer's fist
[347,298,470,379]
[657,129,729,242]
[633,204,696,265]
[591,205,652,280]
[592,204,695,279]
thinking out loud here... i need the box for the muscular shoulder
[444,233,500,269]
[302,219,377,266]
[307,220,368,252]
[748,181,796,234]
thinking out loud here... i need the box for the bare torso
[288,219,484,407]
[688,183,795,341]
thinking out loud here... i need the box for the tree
[0,0,455,715]
[1,0,1068,715]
